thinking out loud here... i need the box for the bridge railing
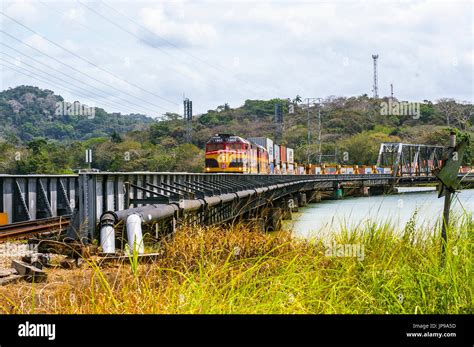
[0,174,78,224]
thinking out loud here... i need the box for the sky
[0,0,473,117]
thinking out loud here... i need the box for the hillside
[0,85,153,142]
[0,86,472,174]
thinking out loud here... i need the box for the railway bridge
[1,171,473,253]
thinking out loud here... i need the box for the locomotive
[204,134,269,173]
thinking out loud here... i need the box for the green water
[287,187,474,239]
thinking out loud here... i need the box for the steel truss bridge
[1,170,473,246]
[0,141,472,252]
[377,142,447,177]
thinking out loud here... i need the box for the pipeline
[98,179,310,254]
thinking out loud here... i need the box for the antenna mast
[372,54,379,98]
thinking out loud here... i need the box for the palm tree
[293,95,302,104]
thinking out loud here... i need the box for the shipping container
[269,162,275,174]
[288,163,294,174]
[248,137,274,163]
[363,166,373,174]
[287,148,294,164]
[340,166,354,174]
[280,146,287,163]
[273,144,280,164]
[275,163,281,174]
[0,213,7,226]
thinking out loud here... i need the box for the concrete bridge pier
[355,186,370,197]
[305,190,322,203]
[298,192,307,207]
[265,207,283,232]
[282,198,293,220]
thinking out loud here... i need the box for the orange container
[0,213,8,225]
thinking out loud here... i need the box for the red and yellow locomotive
[205,134,269,173]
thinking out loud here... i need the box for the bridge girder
[377,142,447,177]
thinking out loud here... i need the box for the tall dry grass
[0,214,471,314]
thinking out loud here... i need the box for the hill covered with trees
[0,86,472,174]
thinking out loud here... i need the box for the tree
[111,130,123,143]
[293,95,302,104]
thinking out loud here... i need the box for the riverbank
[0,214,471,314]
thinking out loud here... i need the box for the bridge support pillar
[307,190,321,203]
[356,186,370,197]
[266,208,282,231]
[276,198,293,220]
[314,191,322,202]
[298,193,307,207]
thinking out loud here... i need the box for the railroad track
[0,216,71,241]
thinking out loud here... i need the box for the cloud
[137,4,218,48]
[61,6,87,24]
[3,0,40,25]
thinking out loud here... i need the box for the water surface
[287,188,474,239]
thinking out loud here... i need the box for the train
[204,133,474,175]
[205,134,269,173]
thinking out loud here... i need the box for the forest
[0,85,472,174]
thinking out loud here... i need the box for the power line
[99,0,262,95]
[0,12,178,107]
[0,62,128,115]
[0,53,158,116]
[77,0,222,93]
[0,59,150,115]
[0,29,167,115]
[0,43,162,116]
[39,0,219,110]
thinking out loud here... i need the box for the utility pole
[372,54,379,98]
[274,102,283,142]
[316,97,323,164]
[390,83,394,100]
[304,97,319,164]
[184,97,193,143]
[307,98,311,164]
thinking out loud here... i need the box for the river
[286,188,474,239]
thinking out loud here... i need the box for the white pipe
[100,224,115,254]
[126,213,145,254]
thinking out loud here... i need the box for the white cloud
[62,6,87,24]
[3,0,40,25]
[138,4,218,47]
